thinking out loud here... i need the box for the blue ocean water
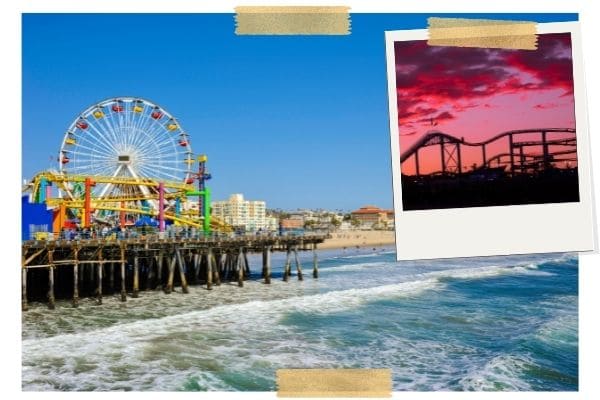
[21,247,577,391]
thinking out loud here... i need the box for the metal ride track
[399,128,576,176]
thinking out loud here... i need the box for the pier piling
[133,253,140,298]
[283,247,291,282]
[243,249,250,277]
[175,248,189,294]
[47,250,55,309]
[193,252,200,283]
[120,245,127,302]
[206,248,213,290]
[146,253,155,290]
[263,246,271,284]
[211,251,221,286]
[156,251,164,290]
[166,253,176,294]
[220,252,226,280]
[294,246,303,281]
[22,266,28,312]
[312,243,318,279]
[237,248,244,287]
[109,262,115,293]
[72,247,80,307]
[96,249,103,305]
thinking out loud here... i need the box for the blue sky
[22,13,576,210]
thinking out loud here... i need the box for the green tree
[330,216,341,229]
[304,220,316,230]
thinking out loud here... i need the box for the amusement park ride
[23,97,230,235]
[399,127,580,210]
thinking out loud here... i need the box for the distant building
[351,205,394,229]
[280,218,304,230]
[212,194,268,232]
[265,216,278,231]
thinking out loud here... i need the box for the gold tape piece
[235,6,350,35]
[276,369,392,398]
[428,17,538,50]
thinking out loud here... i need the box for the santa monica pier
[21,97,326,311]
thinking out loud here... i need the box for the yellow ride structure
[24,171,231,235]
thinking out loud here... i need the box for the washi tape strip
[428,17,538,50]
[235,6,350,35]
[276,368,392,398]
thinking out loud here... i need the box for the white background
[2,1,598,399]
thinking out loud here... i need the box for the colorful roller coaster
[23,97,231,236]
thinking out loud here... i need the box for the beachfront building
[211,194,269,232]
[350,205,394,229]
[278,209,345,231]
[280,217,304,230]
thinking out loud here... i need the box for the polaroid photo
[386,21,596,260]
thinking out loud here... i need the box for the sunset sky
[395,33,576,175]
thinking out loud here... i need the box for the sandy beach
[320,230,395,250]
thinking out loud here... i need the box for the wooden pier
[21,234,327,310]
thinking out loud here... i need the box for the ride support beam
[519,146,525,171]
[53,202,66,235]
[456,143,462,175]
[175,198,181,218]
[481,145,487,167]
[203,187,211,234]
[542,131,550,170]
[38,177,48,203]
[440,139,446,174]
[415,149,420,177]
[508,134,515,176]
[198,155,206,219]
[158,182,165,232]
[117,201,124,228]
[83,177,95,228]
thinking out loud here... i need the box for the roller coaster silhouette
[399,128,580,210]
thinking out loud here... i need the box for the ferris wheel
[58,97,194,202]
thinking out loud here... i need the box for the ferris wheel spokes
[58,97,195,213]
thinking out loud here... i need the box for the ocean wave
[22,278,440,391]
[22,251,576,391]
[319,261,389,273]
[534,306,578,348]
[22,278,440,353]
[22,260,557,356]
[330,253,382,260]
[459,354,533,391]
[321,253,565,280]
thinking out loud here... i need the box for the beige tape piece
[276,368,392,398]
[428,17,538,50]
[235,6,350,35]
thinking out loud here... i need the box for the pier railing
[25,230,321,243]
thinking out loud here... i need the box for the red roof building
[350,205,394,228]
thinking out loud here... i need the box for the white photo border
[385,21,596,261]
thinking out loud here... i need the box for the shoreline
[319,230,395,250]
